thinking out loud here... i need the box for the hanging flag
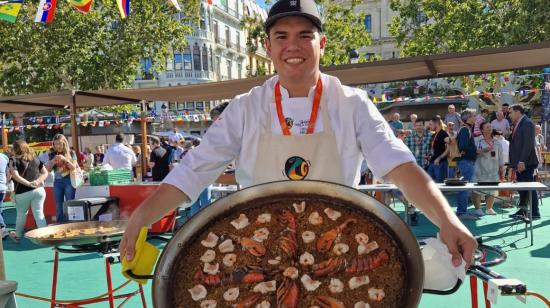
[0,0,23,23]
[35,0,57,23]
[207,0,212,4]
[47,124,53,130]
[104,121,110,127]
[372,96,378,104]
[98,120,104,127]
[117,0,129,18]
[69,0,93,14]
[168,0,180,11]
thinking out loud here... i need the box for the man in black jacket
[509,104,540,219]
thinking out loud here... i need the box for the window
[237,63,242,79]
[193,44,202,71]
[209,47,214,72]
[215,55,221,75]
[225,26,230,45]
[236,31,240,50]
[183,47,192,70]
[227,59,232,79]
[174,52,183,70]
[202,45,209,71]
[213,21,219,41]
[178,102,186,110]
[169,102,176,110]
[186,102,195,109]
[196,102,204,110]
[364,15,372,33]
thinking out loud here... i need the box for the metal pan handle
[423,279,463,295]
[125,269,154,280]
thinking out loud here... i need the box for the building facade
[134,0,272,135]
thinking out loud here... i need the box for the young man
[148,138,173,182]
[102,133,137,169]
[120,0,476,268]
[455,109,478,220]
[428,116,449,183]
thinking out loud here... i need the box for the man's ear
[319,34,327,56]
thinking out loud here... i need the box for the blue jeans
[53,176,76,223]
[189,187,212,217]
[428,160,448,183]
[456,160,475,215]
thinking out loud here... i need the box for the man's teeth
[285,58,304,64]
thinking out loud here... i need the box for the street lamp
[349,49,360,64]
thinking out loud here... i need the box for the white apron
[252,80,345,185]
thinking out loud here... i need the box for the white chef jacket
[103,143,137,169]
[164,73,415,202]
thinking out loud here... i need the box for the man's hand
[439,220,478,269]
[434,158,440,165]
[119,212,145,261]
[517,161,526,173]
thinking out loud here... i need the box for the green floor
[2,193,549,308]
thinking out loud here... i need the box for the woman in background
[9,140,48,242]
[46,134,78,223]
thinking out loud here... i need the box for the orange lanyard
[274,78,323,136]
[431,130,440,150]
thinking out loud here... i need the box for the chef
[121,0,476,268]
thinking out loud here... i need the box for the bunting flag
[193,114,200,122]
[35,0,57,23]
[168,0,180,11]
[69,0,93,14]
[98,120,104,127]
[372,96,378,104]
[117,0,129,18]
[0,0,23,23]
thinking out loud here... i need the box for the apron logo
[284,156,310,181]
[285,117,294,129]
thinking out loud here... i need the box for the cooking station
[24,221,147,308]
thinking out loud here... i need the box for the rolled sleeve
[354,93,415,179]
[163,98,243,202]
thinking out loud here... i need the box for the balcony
[191,29,210,40]
[214,4,241,21]
[164,70,212,80]
[215,37,226,47]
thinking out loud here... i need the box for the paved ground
[2,193,549,307]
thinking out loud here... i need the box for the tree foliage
[243,0,372,66]
[388,0,549,106]
[0,0,200,97]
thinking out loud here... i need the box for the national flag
[168,0,180,11]
[69,0,93,14]
[117,0,129,18]
[98,120,104,127]
[193,114,199,122]
[47,124,53,129]
[372,96,378,104]
[0,0,23,23]
[35,0,57,23]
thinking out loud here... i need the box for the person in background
[494,131,509,165]
[9,140,48,242]
[446,121,456,138]
[472,123,504,216]
[82,147,95,171]
[455,109,478,220]
[444,104,462,134]
[388,113,404,134]
[132,145,142,180]
[169,127,184,144]
[103,133,137,169]
[404,113,418,131]
[46,134,78,223]
[491,111,511,138]
[428,116,449,183]
[535,124,546,171]
[0,152,9,239]
[509,104,540,219]
[501,103,512,124]
[405,121,432,171]
[473,108,489,137]
[149,138,172,182]
[173,139,185,163]
[209,102,230,121]
[93,145,104,166]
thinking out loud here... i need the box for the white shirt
[169,132,184,143]
[164,74,415,202]
[103,143,137,169]
[496,137,509,164]
[490,119,510,136]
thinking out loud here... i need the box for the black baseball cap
[264,0,323,34]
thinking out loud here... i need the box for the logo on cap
[290,0,297,6]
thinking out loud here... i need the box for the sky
[255,0,270,9]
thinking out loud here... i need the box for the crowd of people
[387,102,544,223]
[0,103,234,243]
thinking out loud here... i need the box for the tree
[389,0,548,107]
[0,0,200,97]
[242,0,372,66]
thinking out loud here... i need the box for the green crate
[89,168,133,186]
